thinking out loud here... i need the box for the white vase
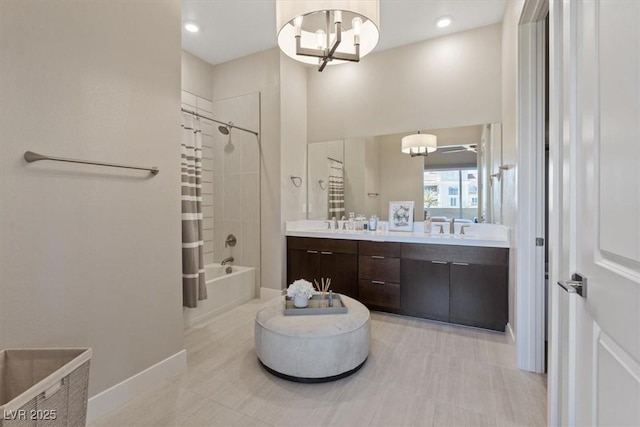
[293,294,308,308]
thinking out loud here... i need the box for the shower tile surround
[181,91,261,290]
[212,93,261,288]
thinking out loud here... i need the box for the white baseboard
[260,287,284,301]
[507,322,516,343]
[86,349,187,423]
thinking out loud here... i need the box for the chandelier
[276,1,380,72]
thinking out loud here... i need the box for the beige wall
[307,24,502,142]
[502,0,526,334]
[280,57,308,223]
[0,0,184,396]
[377,135,425,221]
[182,51,214,100]
[211,48,282,290]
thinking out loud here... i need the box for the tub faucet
[221,256,234,266]
[449,217,455,234]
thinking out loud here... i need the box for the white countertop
[285,221,510,248]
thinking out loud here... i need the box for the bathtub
[183,263,256,327]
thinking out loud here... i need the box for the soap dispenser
[424,211,432,235]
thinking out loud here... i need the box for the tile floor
[92,299,547,426]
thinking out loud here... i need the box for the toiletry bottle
[348,212,355,230]
[424,211,432,235]
[369,215,378,232]
[328,290,334,307]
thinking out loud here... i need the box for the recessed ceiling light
[184,22,199,33]
[435,16,453,28]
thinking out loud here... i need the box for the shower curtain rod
[181,108,259,136]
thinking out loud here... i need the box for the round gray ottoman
[254,294,370,382]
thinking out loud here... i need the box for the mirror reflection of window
[423,168,479,222]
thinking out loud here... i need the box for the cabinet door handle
[371,255,385,259]
[452,262,469,266]
[371,280,385,285]
[306,250,319,254]
[431,260,447,264]
[320,251,333,255]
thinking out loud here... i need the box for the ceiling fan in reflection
[439,144,478,154]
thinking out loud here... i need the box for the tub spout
[221,256,234,266]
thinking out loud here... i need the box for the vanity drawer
[287,236,358,254]
[358,241,401,258]
[358,279,400,309]
[401,243,508,266]
[358,256,400,283]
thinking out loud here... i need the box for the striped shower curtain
[181,113,206,308]
[328,157,345,219]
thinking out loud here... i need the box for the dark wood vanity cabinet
[401,259,450,322]
[401,243,508,331]
[286,236,508,332]
[286,237,358,299]
[449,263,508,331]
[358,241,401,310]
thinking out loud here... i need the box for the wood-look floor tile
[433,402,498,427]
[91,381,209,427]
[323,376,382,426]
[260,380,345,426]
[369,386,437,427]
[490,365,547,426]
[430,365,496,416]
[95,301,547,427]
[181,400,270,427]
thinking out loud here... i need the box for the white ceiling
[182,0,506,66]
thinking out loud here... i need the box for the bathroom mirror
[306,123,503,223]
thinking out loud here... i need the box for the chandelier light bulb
[294,15,303,28]
[352,17,362,35]
[316,29,326,49]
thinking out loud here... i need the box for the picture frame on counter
[388,201,414,232]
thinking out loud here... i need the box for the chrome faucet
[333,216,338,229]
[221,256,234,266]
[449,217,455,234]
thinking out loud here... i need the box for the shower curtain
[328,157,345,219]
[181,113,206,308]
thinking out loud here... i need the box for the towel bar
[24,151,159,176]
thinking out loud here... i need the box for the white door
[549,0,640,425]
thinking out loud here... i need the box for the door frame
[516,0,549,374]
[546,0,571,424]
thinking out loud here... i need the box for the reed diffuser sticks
[313,278,331,294]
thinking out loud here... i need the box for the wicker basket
[0,348,91,427]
